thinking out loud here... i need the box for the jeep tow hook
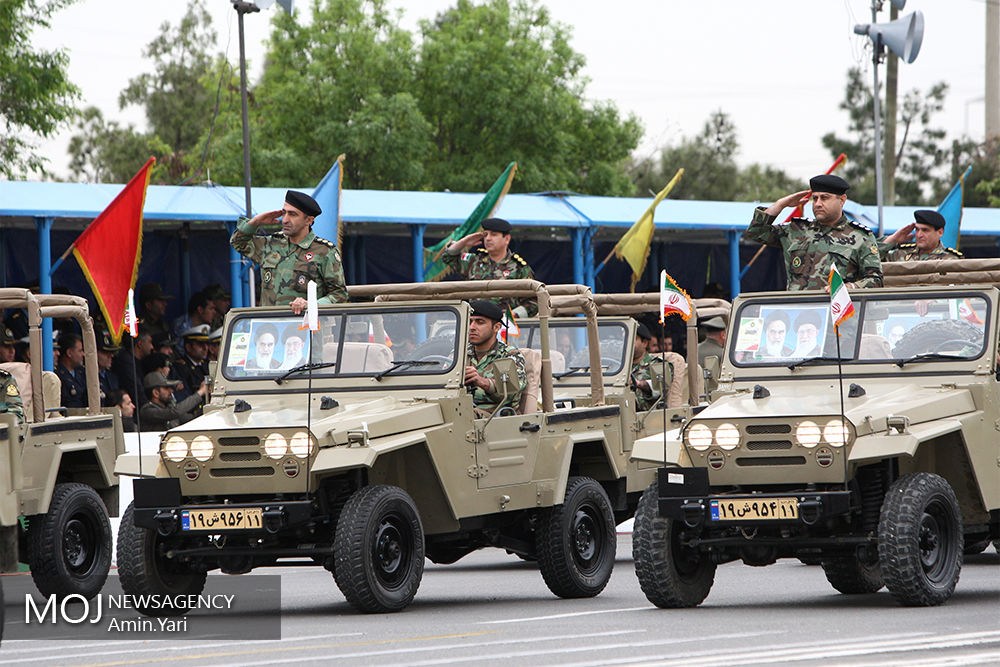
[680,500,705,528]
[797,498,823,526]
[154,510,179,536]
[263,507,286,534]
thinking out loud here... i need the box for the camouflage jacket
[443,247,537,316]
[468,339,527,412]
[878,240,963,262]
[138,392,203,432]
[630,352,672,412]
[0,370,24,423]
[746,207,883,290]
[231,217,348,307]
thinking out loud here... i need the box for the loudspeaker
[854,10,924,64]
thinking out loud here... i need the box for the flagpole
[835,325,848,490]
[660,319,667,467]
[131,334,143,478]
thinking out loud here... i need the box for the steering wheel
[419,354,453,368]
[600,356,618,369]
[931,339,976,354]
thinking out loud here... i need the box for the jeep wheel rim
[918,496,956,583]
[64,515,97,574]
[373,515,410,588]
[571,507,600,572]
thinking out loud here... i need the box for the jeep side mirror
[488,358,521,397]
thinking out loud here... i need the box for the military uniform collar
[470,339,500,359]
[293,230,317,249]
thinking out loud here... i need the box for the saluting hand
[764,190,811,217]
[248,209,283,227]
[884,222,916,244]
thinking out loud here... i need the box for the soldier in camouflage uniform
[630,323,671,412]
[0,369,24,423]
[231,190,347,313]
[878,209,963,262]
[443,218,537,316]
[464,300,527,414]
[746,175,883,290]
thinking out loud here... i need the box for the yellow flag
[613,168,683,291]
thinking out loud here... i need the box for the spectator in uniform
[0,326,16,362]
[173,325,211,405]
[138,282,174,339]
[56,332,87,409]
[95,328,121,406]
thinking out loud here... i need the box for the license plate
[710,497,798,521]
[181,507,263,531]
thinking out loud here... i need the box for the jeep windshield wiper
[554,366,591,379]
[274,361,338,384]
[373,359,437,381]
[786,356,849,370]
[895,352,968,368]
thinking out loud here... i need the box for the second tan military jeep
[0,289,123,600]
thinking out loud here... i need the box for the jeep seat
[859,333,891,359]
[322,342,394,373]
[517,348,541,414]
[0,361,61,422]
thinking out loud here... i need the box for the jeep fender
[629,429,690,468]
[849,418,966,463]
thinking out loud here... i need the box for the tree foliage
[822,67,951,206]
[0,0,80,178]
[631,111,798,202]
[69,1,220,183]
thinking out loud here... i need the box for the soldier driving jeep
[464,300,526,415]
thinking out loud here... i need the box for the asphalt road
[3,536,998,666]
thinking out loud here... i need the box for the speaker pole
[871,32,886,237]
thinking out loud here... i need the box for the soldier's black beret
[913,210,945,230]
[481,218,512,234]
[794,309,823,331]
[285,190,322,217]
[469,300,504,322]
[809,174,850,195]
[635,323,652,340]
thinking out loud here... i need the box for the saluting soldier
[746,175,883,290]
[464,300,527,414]
[443,218,537,317]
[630,323,671,412]
[230,190,348,313]
[0,369,25,423]
[879,210,963,262]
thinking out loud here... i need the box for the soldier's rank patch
[263,270,272,283]
[6,383,17,396]
[791,256,802,268]
[870,244,879,255]
[305,252,314,261]
[297,275,306,285]
[502,270,510,277]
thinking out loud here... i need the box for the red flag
[72,157,154,344]
[783,153,846,223]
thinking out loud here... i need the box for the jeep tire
[27,482,112,600]
[633,481,715,608]
[117,502,207,616]
[878,473,963,606]
[333,485,424,613]
[821,550,884,594]
[536,477,615,598]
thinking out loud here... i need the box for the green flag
[423,162,517,282]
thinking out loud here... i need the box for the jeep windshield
[518,320,629,376]
[731,293,988,367]
[221,306,460,380]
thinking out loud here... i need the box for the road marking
[48,632,493,667]
[480,605,652,624]
[187,630,643,667]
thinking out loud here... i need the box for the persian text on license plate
[710,497,798,521]
[181,507,263,531]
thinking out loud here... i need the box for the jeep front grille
[210,467,275,477]
[219,451,262,462]
[218,436,261,446]
[735,456,806,466]
[745,424,792,435]
[745,440,793,450]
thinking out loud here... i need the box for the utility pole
[987,0,1000,140]
[884,5,899,207]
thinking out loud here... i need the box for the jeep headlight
[686,423,713,451]
[290,431,315,458]
[164,435,188,462]
[264,433,288,459]
[190,435,214,462]
[823,419,849,447]
[715,423,740,450]
[795,420,821,448]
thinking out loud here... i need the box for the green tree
[207,0,430,190]
[631,111,798,202]
[416,0,640,195]
[0,0,79,178]
[822,67,950,205]
[69,1,220,183]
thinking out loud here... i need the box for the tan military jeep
[114,279,729,614]
[632,258,1000,608]
[0,289,123,599]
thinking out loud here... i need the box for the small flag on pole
[299,280,319,332]
[125,288,138,338]
[659,270,693,322]
[498,305,521,343]
[829,265,855,329]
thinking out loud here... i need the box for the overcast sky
[35,0,990,188]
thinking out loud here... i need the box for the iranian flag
[829,265,855,328]
[659,270,693,322]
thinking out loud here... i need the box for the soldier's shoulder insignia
[944,247,963,257]
[476,247,490,255]
[175,358,188,367]
[512,253,527,266]
[6,383,17,396]
[0,369,9,378]
[869,243,879,256]
[848,219,873,233]
[269,231,284,239]
[899,243,917,249]
[316,237,336,248]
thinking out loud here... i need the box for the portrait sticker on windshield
[735,317,763,353]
